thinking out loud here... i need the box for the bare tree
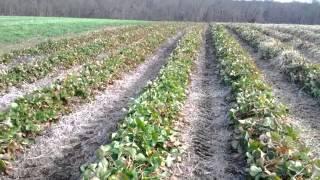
[0,0,319,24]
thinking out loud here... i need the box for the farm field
[0,16,146,55]
[0,17,320,179]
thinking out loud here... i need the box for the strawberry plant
[81,25,203,179]
[0,26,140,64]
[213,25,319,179]
[272,25,320,45]
[229,24,320,98]
[0,25,157,92]
[252,25,320,66]
[0,24,183,172]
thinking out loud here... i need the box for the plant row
[250,25,320,61]
[0,25,161,93]
[0,25,137,64]
[212,25,319,179]
[284,24,320,34]
[270,25,320,45]
[0,24,182,171]
[228,24,320,98]
[250,25,294,43]
[81,25,203,179]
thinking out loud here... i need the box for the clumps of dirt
[2,32,183,180]
[170,27,245,180]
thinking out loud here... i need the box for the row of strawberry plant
[0,24,182,171]
[81,25,203,179]
[250,25,320,61]
[212,25,319,179]
[250,25,294,43]
[0,25,157,93]
[271,25,320,45]
[276,24,320,34]
[0,25,136,64]
[228,24,320,98]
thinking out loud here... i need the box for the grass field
[0,16,146,44]
[0,16,320,179]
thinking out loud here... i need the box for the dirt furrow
[170,27,245,179]
[230,30,320,159]
[3,32,183,180]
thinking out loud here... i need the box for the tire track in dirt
[230,29,320,159]
[2,32,184,180]
[170,27,245,180]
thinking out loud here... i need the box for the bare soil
[170,27,245,180]
[230,30,320,159]
[2,32,183,180]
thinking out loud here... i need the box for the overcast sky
[274,0,311,2]
[243,0,313,3]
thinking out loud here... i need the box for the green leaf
[0,160,6,172]
[249,165,262,177]
[10,103,18,109]
[136,153,147,162]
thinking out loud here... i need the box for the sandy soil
[170,27,245,180]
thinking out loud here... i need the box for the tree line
[0,0,320,24]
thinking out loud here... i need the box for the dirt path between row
[170,27,245,179]
[229,30,320,159]
[2,32,183,180]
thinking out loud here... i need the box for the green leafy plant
[0,24,183,172]
[213,25,319,179]
[81,25,203,179]
[229,24,320,98]
[1,26,135,64]
[0,25,156,92]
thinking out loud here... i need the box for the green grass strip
[81,25,203,179]
[0,16,146,44]
[212,25,319,179]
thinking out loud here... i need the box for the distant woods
[1,0,320,24]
